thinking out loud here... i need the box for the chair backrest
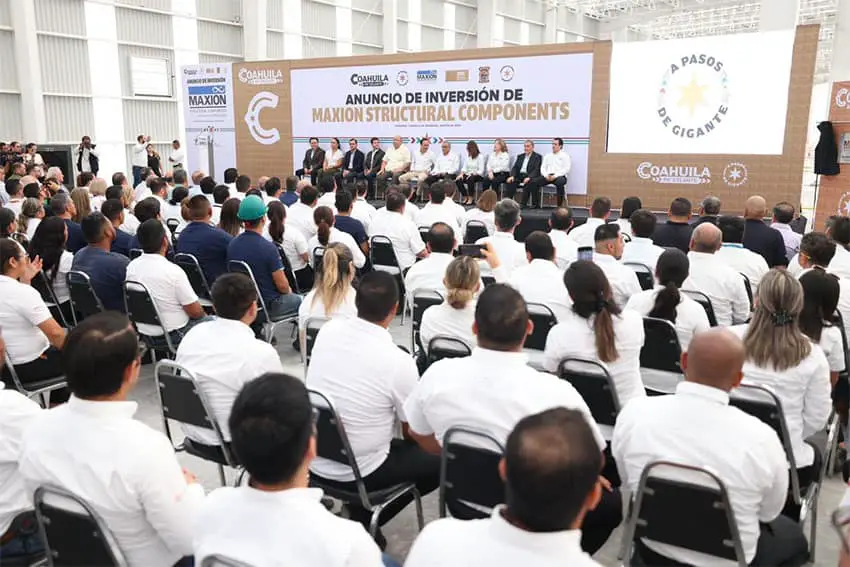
[33,270,69,327]
[370,235,401,272]
[623,461,747,566]
[439,427,505,520]
[34,485,129,567]
[312,245,325,267]
[228,260,270,315]
[741,273,753,311]
[274,242,300,294]
[174,253,212,301]
[681,289,718,326]
[418,226,430,245]
[411,289,444,352]
[623,262,654,291]
[67,270,104,322]
[834,310,850,381]
[557,357,620,427]
[481,275,496,287]
[166,217,180,235]
[524,303,557,351]
[427,335,472,367]
[200,555,253,567]
[640,317,683,374]
[464,220,488,244]
[123,280,170,343]
[128,248,142,260]
[303,317,328,366]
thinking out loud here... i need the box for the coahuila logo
[657,54,730,139]
[838,192,850,216]
[244,91,280,145]
[350,73,389,87]
[836,87,849,109]
[238,67,283,85]
[636,162,711,185]
[723,162,748,187]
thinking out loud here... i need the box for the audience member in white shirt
[194,373,384,567]
[716,215,770,292]
[621,209,665,274]
[612,329,808,567]
[544,260,646,409]
[793,232,850,347]
[683,223,751,326]
[463,188,497,239]
[316,174,340,209]
[265,201,313,291]
[375,184,420,226]
[592,223,641,309]
[509,231,572,323]
[306,271,440,538]
[771,201,803,262]
[28,216,74,320]
[351,180,377,233]
[405,407,607,567]
[405,222,458,299]
[547,206,579,269]
[18,313,205,567]
[399,138,435,191]
[176,273,283,446]
[307,206,366,269]
[827,216,850,279]
[729,270,831,516]
[261,176,283,203]
[615,196,641,238]
[476,198,527,278]
[298,243,357,328]
[539,137,571,208]
[799,269,846,387]
[484,137,511,192]
[404,284,620,554]
[415,183,461,235]
[569,196,610,248]
[424,141,461,189]
[456,141,487,205]
[19,198,44,242]
[134,169,154,203]
[441,182,467,226]
[368,192,427,271]
[288,186,320,241]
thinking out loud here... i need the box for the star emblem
[677,74,709,117]
[845,201,850,216]
[728,168,742,181]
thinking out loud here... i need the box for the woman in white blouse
[322,137,344,177]
[729,269,830,509]
[543,260,646,408]
[28,216,74,324]
[485,138,510,193]
[297,243,357,328]
[265,201,313,292]
[420,255,480,352]
[18,198,44,242]
[616,196,642,239]
[798,269,846,386]
[462,189,498,239]
[456,141,486,205]
[89,177,108,211]
[307,206,366,270]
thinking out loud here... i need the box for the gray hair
[701,196,721,216]
[494,199,521,232]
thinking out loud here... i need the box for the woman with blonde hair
[419,255,481,351]
[462,188,498,239]
[730,269,830,508]
[119,184,140,235]
[18,197,45,241]
[484,138,510,191]
[69,188,91,223]
[89,177,108,211]
[297,242,356,328]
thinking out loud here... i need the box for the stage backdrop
[814,80,850,229]
[180,64,236,182]
[288,52,593,195]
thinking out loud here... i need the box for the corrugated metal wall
[302,35,336,57]
[267,0,285,30]
[421,0,444,27]
[44,96,94,142]
[267,31,286,58]
[197,0,242,22]
[0,94,23,140]
[352,44,382,55]
[301,0,336,37]
[34,0,87,36]
[123,99,179,141]
[421,25,443,49]
[116,7,174,47]
[116,0,172,11]
[0,32,17,92]
[197,20,243,55]
[39,36,92,95]
[352,11,382,47]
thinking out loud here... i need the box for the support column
[444,2,455,50]
[407,0,421,52]
[335,0,352,56]
[283,0,303,59]
[172,0,199,154]
[544,4,561,44]
[759,0,799,31]
[832,0,850,82]
[242,0,268,60]
[382,0,397,53]
[476,0,498,48]
[11,0,46,142]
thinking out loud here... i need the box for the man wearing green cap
[227,195,301,338]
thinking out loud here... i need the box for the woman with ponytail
[265,201,313,291]
[307,205,366,269]
[543,260,646,406]
[297,243,357,328]
[419,255,481,351]
[625,248,709,350]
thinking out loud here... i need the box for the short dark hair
[549,207,573,231]
[620,197,642,220]
[186,195,212,221]
[505,407,602,531]
[300,185,318,206]
[173,169,188,186]
[63,312,139,399]
[474,284,528,350]
[429,183,446,204]
[169,186,189,206]
[525,231,554,261]
[136,217,164,252]
[318,173,334,194]
[355,271,399,323]
[105,185,123,201]
[149,177,168,196]
[801,232,836,267]
[718,215,745,243]
[211,273,257,320]
[265,177,281,197]
[76,172,94,187]
[629,209,657,238]
[100,199,124,223]
[370,137,379,144]
[49,192,71,215]
[134,197,161,223]
[224,168,238,184]
[213,184,230,204]
[23,183,40,199]
[494,199,520,231]
[594,223,620,243]
[428,222,455,253]
[229,373,313,485]
[5,179,20,196]
[200,176,217,195]
[285,176,298,192]
[670,197,692,217]
[309,137,319,143]
[335,189,353,213]
[590,197,611,218]
[112,172,127,186]
[553,137,563,148]
[236,175,251,192]
[773,201,794,224]
[386,191,406,212]
[832,217,850,247]
[80,212,111,244]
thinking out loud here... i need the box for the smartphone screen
[459,244,485,259]
[577,246,593,261]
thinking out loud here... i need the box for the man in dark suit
[295,137,325,186]
[504,140,544,208]
[742,195,788,267]
[692,195,721,229]
[359,137,385,199]
[337,138,365,189]
[652,197,693,253]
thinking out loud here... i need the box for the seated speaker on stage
[424,142,461,188]
[399,139,435,195]
[483,138,511,192]
[337,138,364,188]
[539,137,571,208]
[294,137,325,186]
[456,141,487,205]
[377,136,411,194]
[359,137,384,199]
[319,137,344,188]
[503,140,543,208]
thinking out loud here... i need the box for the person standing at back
[742,195,788,268]
[651,197,693,253]
[568,197,610,249]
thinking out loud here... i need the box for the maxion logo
[244,91,280,145]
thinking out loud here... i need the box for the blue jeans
[382,553,401,567]
[266,293,302,321]
[0,512,44,560]
[132,165,144,187]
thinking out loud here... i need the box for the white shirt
[568,218,604,248]
[420,301,476,352]
[417,202,462,235]
[462,154,486,176]
[132,143,148,168]
[716,244,770,291]
[44,250,73,305]
[79,147,99,172]
[683,251,750,327]
[0,383,41,534]
[612,382,788,565]
[25,217,41,241]
[405,506,602,567]
[307,227,366,269]
[4,199,23,216]
[0,274,51,364]
[463,208,495,238]
[411,149,436,173]
[543,309,646,420]
[830,245,850,279]
[434,152,461,175]
[818,325,846,373]
[615,218,633,238]
[728,325,831,467]
[121,209,141,235]
[405,252,455,297]
[298,286,357,328]
[264,226,311,273]
[404,347,606,451]
[476,232,527,277]
[771,222,802,261]
[176,318,283,445]
[488,151,510,174]
[592,253,642,309]
[621,237,665,273]
[509,259,572,323]
[541,150,571,177]
[382,145,411,172]
[443,199,467,229]
[169,147,185,166]
[625,286,710,351]
[194,487,381,567]
[287,202,318,241]
[325,149,344,169]
[307,318,419,481]
[134,181,151,203]
[19,397,205,567]
[317,191,337,208]
[548,229,579,270]
[367,210,426,270]
[351,198,376,233]
[126,253,198,336]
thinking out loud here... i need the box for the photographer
[76,135,100,176]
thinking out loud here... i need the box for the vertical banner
[181,64,236,183]
[815,81,850,229]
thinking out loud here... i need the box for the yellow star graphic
[677,74,708,117]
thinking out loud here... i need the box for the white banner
[181,64,237,182]
[290,53,593,194]
[607,30,794,155]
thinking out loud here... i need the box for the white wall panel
[117,0,172,11]
[421,0,443,27]
[302,0,337,36]
[454,3,475,30]
[123,99,179,141]
[198,53,243,63]
[455,32,474,48]
[197,21,243,54]
[267,30,286,57]
[396,20,408,50]
[0,0,11,27]
[302,35,336,57]
[502,17,520,41]
[116,7,173,46]
[0,32,17,91]
[267,0,285,28]
[523,0,545,23]
[117,45,174,97]
[35,0,87,35]
[39,36,91,95]
[421,25,443,49]
[527,22,543,44]
[352,11,382,45]
[44,96,94,141]
[397,1,408,21]
[197,0,241,22]
[352,0,382,13]
[352,43,382,55]
[0,94,23,140]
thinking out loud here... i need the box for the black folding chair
[32,270,70,328]
[557,357,620,428]
[66,270,104,325]
[439,427,505,520]
[464,220,488,244]
[312,246,326,268]
[2,350,66,407]
[301,316,328,375]
[166,218,180,246]
[128,248,142,260]
[481,275,496,287]
[123,280,177,359]
[620,461,748,566]
[826,311,850,477]
[682,289,718,327]
[228,260,296,342]
[200,556,253,567]
[274,242,301,294]
[174,253,214,312]
[370,235,408,323]
[155,360,238,486]
[524,302,557,351]
[623,262,654,291]
[426,335,472,368]
[640,317,683,394]
[741,273,753,312]
[34,485,129,567]
[410,289,444,353]
[418,226,430,245]
[308,389,424,538]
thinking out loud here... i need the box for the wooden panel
[814,80,850,229]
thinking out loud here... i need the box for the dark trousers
[316,439,440,529]
[358,172,378,198]
[424,173,455,187]
[483,172,509,194]
[782,452,821,520]
[455,174,483,198]
[543,175,567,206]
[132,165,143,187]
[336,170,361,190]
[2,347,69,403]
[504,176,545,207]
[583,487,623,554]
[295,168,321,186]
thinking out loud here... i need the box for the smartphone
[577,246,593,261]
[459,244,485,259]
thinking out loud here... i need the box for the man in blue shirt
[333,189,369,259]
[101,198,134,257]
[227,196,301,337]
[49,193,86,253]
[176,195,233,285]
[71,212,130,312]
[280,176,299,207]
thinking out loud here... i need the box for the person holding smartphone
[76,135,100,176]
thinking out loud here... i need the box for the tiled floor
[129,319,847,566]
